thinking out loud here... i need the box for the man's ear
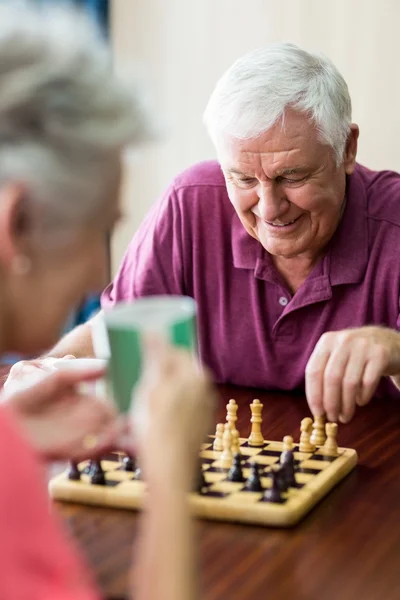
[0,183,30,270]
[343,124,359,175]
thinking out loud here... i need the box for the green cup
[104,295,197,413]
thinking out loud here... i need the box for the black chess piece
[275,466,289,492]
[90,460,106,485]
[263,468,283,503]
[245,461,263,492]
[196,463,206,494]
[281,450,298,488]
[82,460,92,475]
[123,455,135,472]
[67,461,80,481]
[228,453,245,483]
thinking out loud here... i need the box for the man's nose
[256,182,288,222]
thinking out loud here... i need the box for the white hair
[203,43,352,164]
[0,2,152,237]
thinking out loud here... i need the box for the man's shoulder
[137,160,232,237]
[355,163,400,227]
[172,160,226,191]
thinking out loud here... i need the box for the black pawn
[228,453,245,483]
[90,460,106,485]
[281,450,298,488]
[245,461,263,492]
[68,461,81,481]
[123,455,135,472]
[264,469,283,503]
[275,466,289,492]
[82,460,92,475]
[196,464,206,494]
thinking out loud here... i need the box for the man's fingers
[322,349,350,422]
[356,359,382,407]
[305,344,331,417]
[335,353,366,423]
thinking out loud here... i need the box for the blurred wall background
[111,0,400,273]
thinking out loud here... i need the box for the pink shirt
[102,161,400,399]
[0,407,99,600]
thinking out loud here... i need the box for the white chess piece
[220,424,233,468]
[213,423,224,451]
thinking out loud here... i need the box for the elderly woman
[17,42,400,424]
[0,5,212,600]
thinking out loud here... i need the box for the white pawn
[213,423,224,451]
[299,417,315,453]
[280,435,294,464]
[220,424,233,468]
[310,416,326,446]
[231,430,240,454]
[283,435,294,452]
[322,422,338,456]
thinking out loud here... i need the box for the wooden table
[56,385,400,600]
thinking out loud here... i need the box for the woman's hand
[132,341,216,490]
[4,366,120,461]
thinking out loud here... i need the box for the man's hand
[4,366,120,461]
[305,326,400,423]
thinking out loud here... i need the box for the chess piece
[213,423,224,451]
[226,399,239,436]
[231,430,241,454]
[299,417,315,452]
[220,424,233,468]
[82,460,92,475]
[322,422,338,456]
[280,435,294,464]
[280,450,298,488]
[248,399,264,447]
[275,466,289,492]
[196,463,206,493]
[263,468,283,503]
[134,467,142,480]
[245,460,263,492]
[90,460,105,485]
[67,461,80,481]
[123,455,135,472]
[228,453,245,482]
[310,416,326,446]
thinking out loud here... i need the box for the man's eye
[278,176,306,184]
[237,178,256,185]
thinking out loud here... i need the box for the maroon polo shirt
[102,160,400,399]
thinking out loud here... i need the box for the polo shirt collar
[327,168,368,286]
[231,165,368,287]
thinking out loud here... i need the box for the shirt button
[279,296,288,306]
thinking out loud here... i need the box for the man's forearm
[45,322,94,359]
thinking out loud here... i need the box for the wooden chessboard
[49,436,357,527]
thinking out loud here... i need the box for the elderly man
[8,42,400,423]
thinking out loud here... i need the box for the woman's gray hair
[203,43,352,165]
[0,2,151,235]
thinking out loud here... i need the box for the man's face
[218,110,358,262]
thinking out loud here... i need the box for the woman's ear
[0,183,31,270]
